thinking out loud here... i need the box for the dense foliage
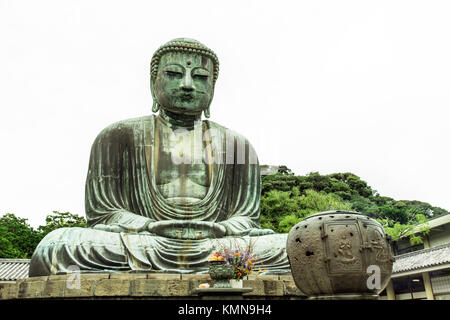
[261,168,447,243]
[36,211,86,239]
[0,214,41,258]
[0,211,86,259]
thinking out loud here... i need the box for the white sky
[0,0,449,228]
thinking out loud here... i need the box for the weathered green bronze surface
[208,261,234,288]
[28,38,290,276]
[286,210,395,299]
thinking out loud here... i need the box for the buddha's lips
[179,93,195,102]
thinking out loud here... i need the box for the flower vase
[208,260,234,288]
[230,279,243,288]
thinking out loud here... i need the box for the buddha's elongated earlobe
[204,107,210,118]
[152,100,160,113]
[204,90,214,118]
[150,77,160,113]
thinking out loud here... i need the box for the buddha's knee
[42,227,76,241]
[29,227,97,277]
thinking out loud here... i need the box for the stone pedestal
[0,274,306,300]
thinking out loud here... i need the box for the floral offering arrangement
[213,239,264,280]
[226,250,256,280]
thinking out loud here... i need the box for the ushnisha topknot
[150,38,220,85]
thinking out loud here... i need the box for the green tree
[277,165,294,175]
[0,211,87,259]
[260,169,449,241]
[260,189,300,231]
[377,214,430,245]
[278,189,352,233]
[262,173,298,194]
[37,211,86,240]
[0,213,40,258]
[297,172,333,193]
[260,188,352,233]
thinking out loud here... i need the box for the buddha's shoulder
[96,115,154,137]
[206,120,252,144]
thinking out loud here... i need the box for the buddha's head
[150,38,219,118]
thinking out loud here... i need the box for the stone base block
[0,273,306,300]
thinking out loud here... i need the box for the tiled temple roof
[392,243,450,274]
[0,259,30,281]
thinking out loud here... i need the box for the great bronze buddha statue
[29,38,290,276]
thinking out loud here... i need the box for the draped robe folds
[29,115,290,276]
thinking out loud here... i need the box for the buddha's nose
[180,73,195,91]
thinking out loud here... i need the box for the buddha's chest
[154,124,211,202]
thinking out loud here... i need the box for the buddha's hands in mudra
[92,221,275,239]
[147,220,227,240]
[148,221,275,239]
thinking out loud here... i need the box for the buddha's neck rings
[157,109,202,129]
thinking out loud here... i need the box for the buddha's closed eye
[165,71,182,78]
[193,74,208,81]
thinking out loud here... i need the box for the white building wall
[429,225,450,247]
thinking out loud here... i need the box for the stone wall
[0,273,305,300]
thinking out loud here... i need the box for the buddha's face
[153,52,215,115]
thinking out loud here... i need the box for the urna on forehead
[151,38,220,83]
